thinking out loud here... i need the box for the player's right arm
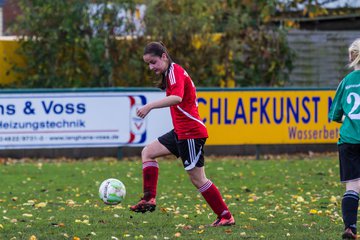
[329,80,345,123]
[136,95,182,119]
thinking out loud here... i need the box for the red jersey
[165,63,208,140]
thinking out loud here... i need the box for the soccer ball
[99,178,126,205]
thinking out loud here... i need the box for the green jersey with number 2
[329,70,360,144]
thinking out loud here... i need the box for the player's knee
[141,145,155,161]
[189,175,207,188]
[189,178,199,188]
[141,146,149,161]
[346,180,360,193]
[350,186,360,193]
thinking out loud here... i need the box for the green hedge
[8,0,294,88]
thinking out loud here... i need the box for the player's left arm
[136,95,182,118]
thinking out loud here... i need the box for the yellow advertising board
[0,37,25,84]
[197,89,339,145]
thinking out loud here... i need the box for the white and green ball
[99,178,126,205]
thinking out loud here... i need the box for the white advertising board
[0,91,172,149]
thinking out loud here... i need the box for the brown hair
[144,42,172,90]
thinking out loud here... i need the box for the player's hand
[136,105,151,118]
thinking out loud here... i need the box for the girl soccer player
[329,38,360,239]
[130,41,235,227]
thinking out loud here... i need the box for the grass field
[0,154,345,240]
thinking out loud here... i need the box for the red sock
[142,161,159,200]
[199,180,231,219]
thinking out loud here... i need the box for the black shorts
[158,129,206,170]
[339,143,360,182]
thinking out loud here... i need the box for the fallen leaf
[35,202,47,208]
[309,209,318,214]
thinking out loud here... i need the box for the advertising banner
[0,91,171,149]
[0,88,339,149]
[197,89,339,145]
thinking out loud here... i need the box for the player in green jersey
[329,38,360,240]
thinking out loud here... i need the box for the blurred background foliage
[6,0,355,88]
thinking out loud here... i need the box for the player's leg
[342,180,360,239]
[141,139,171,199]
[186,165,207,188]
[130,130,178,213]
[187,166,234,226]
[346,180,360,193]
[179,138,235,226]
[130,139,170,213]
[339,144,360,239]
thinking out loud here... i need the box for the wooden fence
[286,30,360,87]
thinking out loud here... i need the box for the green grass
[0,155,344,240]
